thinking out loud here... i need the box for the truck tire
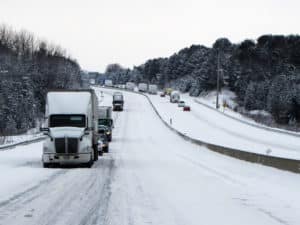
[84,158,94,168]
[108,134,112,142]
[103,146,109,153]
[98,150,103,156]
[43,162,51,168]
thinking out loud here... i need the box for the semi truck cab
[42,90,99,168]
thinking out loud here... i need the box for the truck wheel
[43,163,51,168]
[98,150,103,156]
[85,158,93,168]
[104,146,109,153]
[108,135,112,142]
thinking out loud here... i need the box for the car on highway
[97,140,104,156]
[178,100,185,107]
[99,133,109,153]
[98,125,110,152]
[160,92,166,97]
[183,105,191,111]
[98,106,113,141]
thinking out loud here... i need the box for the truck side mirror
[40,127,50,132]
[40,127,53,141]
[110,119,114,128]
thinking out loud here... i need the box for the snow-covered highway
[0,88,299,225]
[148,93,300,160]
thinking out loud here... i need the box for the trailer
[170,91,180,103]
[148,84,158,94]
[104,79,113,87]
[126,82,135,91]
[138,83,148,92]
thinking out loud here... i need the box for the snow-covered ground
[147,92,300,160]
[193,89,299,135]
[0,141,57,203]
[0,88,299,225]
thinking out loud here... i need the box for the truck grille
[55,138,78,154]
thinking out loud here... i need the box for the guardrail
[98,86,300,173]
[194,99,300,138]
[0,136,46,151]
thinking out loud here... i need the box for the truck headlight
[43,146,51,153]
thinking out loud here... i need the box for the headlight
[43,146,51,153]
[106,131,111,135]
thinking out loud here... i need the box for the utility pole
[216,52,220,109]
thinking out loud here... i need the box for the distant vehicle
[41,89,99,168]
[138,83,148,92]
[126,82,135,91]
[178,100,185,107]
[98,126,110,153]
[160,92,166,97]
[113,92,124,111]
[118,84,126,89]
[89,79,95,85]
[104,79,113,87]
[148,84,158,94]
[97,139,104,156]
[164,88,173,96]
[183,105,191,111]
[98,106,113,141]
[170,91,180,103]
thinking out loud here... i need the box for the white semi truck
[125,82,135,91]
[148,84,158,94]
[170,91,180,103]
[112,92,124,111]
[41,89,99,168]
[104,79,113,87]
[138,83,148,92]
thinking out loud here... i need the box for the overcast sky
[0,0,299,72]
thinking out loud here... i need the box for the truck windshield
[113,95,123,101]
[99,119,111,127]
[50,115,86,127]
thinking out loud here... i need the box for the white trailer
[89,79,95,85]
[138,83,148,92]
[104,79,113,87]
[148,84,158,94]
[170,91,180,103]
[41,89,99,168]
[126,82,135,91]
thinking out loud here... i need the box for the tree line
[103,35,300,126]
[0,25,82,136]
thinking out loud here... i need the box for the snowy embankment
[193,89,300,135]
[0,133,44,149]
[147,92,300,160]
